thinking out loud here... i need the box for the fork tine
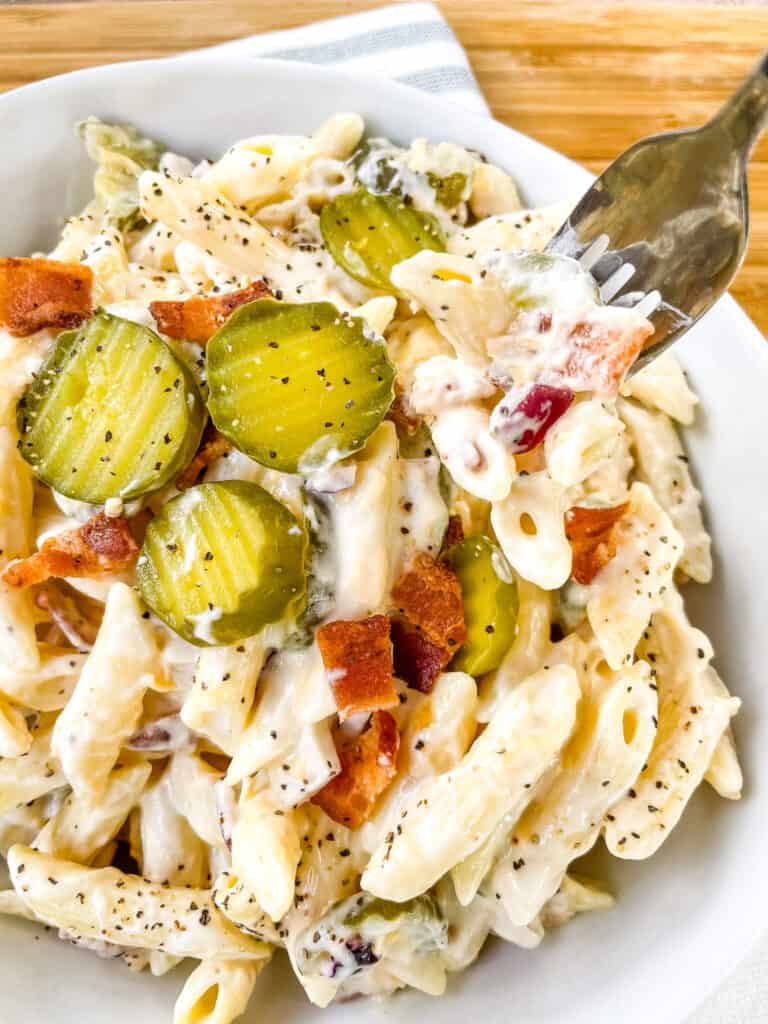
[599,262,636,302]
[578,233,610,272]
[611,289,645,307]
[633,289,662,318]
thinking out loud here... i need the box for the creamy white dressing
[431,405,515,503]
[355,140,445,219]
[52,490,144,523]
[483,251,597,313]
[51,492,102,524]
[409,355,495,416]
[189,605,223,645]
[305,462,357,495]
[394,457,448,572]
[204,448,304,519]
[102,300,157,331]
[0,329,53,421]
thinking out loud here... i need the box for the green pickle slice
[319,189,445,293]
[206,299,395,474]
[446,535,519,676]
[491,251,599,312]
[16,313,205,503]
[137,480,308,646]
[426,171,469,209]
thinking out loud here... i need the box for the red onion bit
[490,383,574,454]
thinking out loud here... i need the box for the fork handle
[712,51,768,159]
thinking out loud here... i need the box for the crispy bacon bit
[312,711,400,829]
[316,614,398,721]
[3,513,139,589]
[386,382,421,437]
[560,310,653,395]
[150,280,271,343]
[565,502,630,585]
[176,422,232,491]
[35,581,102,649]
[391,618,451,693]
[0,257,93,337]
[441,514,465,554]
[392,553,466,650]
[390,553,466,693]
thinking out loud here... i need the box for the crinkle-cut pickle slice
[206,299,395,474]
[137,480,308,646]
[319,188,446,293]
[16,312,205,503]
[446,535,519,676]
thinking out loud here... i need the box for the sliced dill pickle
[16,313,205,503]
[349,138,402,194]
[319,189,445,293]
[344,893,443,935]
[446,536,519,676]
[351,140,467,210]
[426,171,468,209]
[206,299,395,473]
[486,251,598,312]
[137,480,307,646]
[297,890,447,982]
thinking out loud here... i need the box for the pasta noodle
[8,845,269,960]
[173,959,266,1024]
[52,583,169,799]
[362,666,581,901]
[34,761,151,863]
[618,397,712,583]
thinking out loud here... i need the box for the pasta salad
[0,113,741,1021]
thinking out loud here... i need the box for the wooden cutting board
[2,0,767,335]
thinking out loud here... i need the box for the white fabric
[182,5,759,1020]
[188,2,488,115]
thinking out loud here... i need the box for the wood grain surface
[1,0,767,334]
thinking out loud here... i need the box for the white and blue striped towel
[192,2,490,116]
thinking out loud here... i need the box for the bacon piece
[390,553,466,693]
[316,614,398,721]
[441,514,465,555]
[386,382,422,437]
[391,553,466,650]
[391,618,451,694]
[0,257,93,337]
[176,422,232,491]
[565,502,630,585]
[558,308,653,395]
[2,513,139,589]
[150,280,271,343]
[312,711,400,829]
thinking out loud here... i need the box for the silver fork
[546,51,768,373]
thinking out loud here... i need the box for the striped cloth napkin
[191,1,490,116]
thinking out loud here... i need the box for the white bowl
[1,56,766,1024]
